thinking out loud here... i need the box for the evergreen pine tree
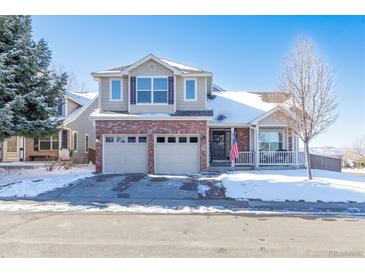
[0,16,67,141]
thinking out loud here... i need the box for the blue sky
[31,16,365,148]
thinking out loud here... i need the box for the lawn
[217,169,365,203]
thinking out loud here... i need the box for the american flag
[230,133,239,161]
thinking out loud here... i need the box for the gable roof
[208,91,277,125]
[64,91,98,125]
[91,54,212,77]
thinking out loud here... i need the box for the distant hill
[310,146,344,158]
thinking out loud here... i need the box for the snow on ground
[218,169,365,203]
[0,164,95,198]
[342,168,365,174]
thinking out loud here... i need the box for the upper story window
[137,77,168,104]
[184,78,197,101]
[110,79,122,101]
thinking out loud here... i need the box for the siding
[129,60,174,77]
[130,104,174,114]
[100,76,128,112]
[176,76,207,111]
[258,113,285,126]
[66,99,80,116]
[129,60,174,113]
[67,99,98,163]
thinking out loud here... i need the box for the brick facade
[95,120,208,173]
[236,128,250,151]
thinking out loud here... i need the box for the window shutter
[33,138,39,151]
[130,76,136,104]
[168,76,174,104]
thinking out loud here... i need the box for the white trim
[181,73,212,77]
[120,54,182,75]
[97,79,101,109]
[65,95,83,107]
[84,134,89,153]
[127,74,130,113]
[208,122,250,127]
[109,78,123,101]
[72,131,78,152]
[136,76,169,105]
[204,77,208,109]
[91,115,212,121]
[184,78,197,101]
[250,107,279,125]
[63,96,98,126]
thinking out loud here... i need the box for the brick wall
[95,120,208,173]
[236,128,250,151]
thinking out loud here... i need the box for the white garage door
[103,135,147,173]
[155,135,199,174]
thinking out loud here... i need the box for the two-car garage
[102,135,200,174]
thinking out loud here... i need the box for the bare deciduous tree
[352,135,365,161]
[275,38,338,180]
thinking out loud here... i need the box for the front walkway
[1,173,365,215]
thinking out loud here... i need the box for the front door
[4,136,19,161]
[211,130,229,161]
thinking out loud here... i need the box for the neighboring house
[0,91,98,163]
[90,54,304,174]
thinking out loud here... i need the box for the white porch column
[231,127,235,167]
[295,134,299,166]
[19,136,25,161]
[255,125,260,168]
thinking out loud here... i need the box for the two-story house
[91,54,304,174]
[0,91,98,164]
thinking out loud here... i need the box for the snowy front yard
[216,169,365,203]
[0,164,95,198]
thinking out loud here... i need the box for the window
[116,136,126,143]
[73,132,78,151]
[110,79,122,101]
[168,137,176,143]
[85,134,89,153]
[184,79,196,101]
[105,136,114,143]
[138,136,147,143]
[39,133,59,151]
[259,130,283,151]
[179,137,187,143]
[157,137,165,143]
[128,136,136,143]
[137,77,168,104]
[189,137,198,143]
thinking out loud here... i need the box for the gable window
[137,77,168,104]
[73,131,78,152]
[110,79,122,101]
[39,133,59,151]
[84,134,89,153]
[259,130,283,151]
[184,78,197,101]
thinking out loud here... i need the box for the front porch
[208,127,305,168]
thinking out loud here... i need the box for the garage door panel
[155,137,199,174]
[103,136,147,174]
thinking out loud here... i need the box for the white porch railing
[235,151,305,166]
[235,151,255,166]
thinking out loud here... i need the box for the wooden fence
[310,154,342,172]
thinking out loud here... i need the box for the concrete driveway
[33,173,232,208]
